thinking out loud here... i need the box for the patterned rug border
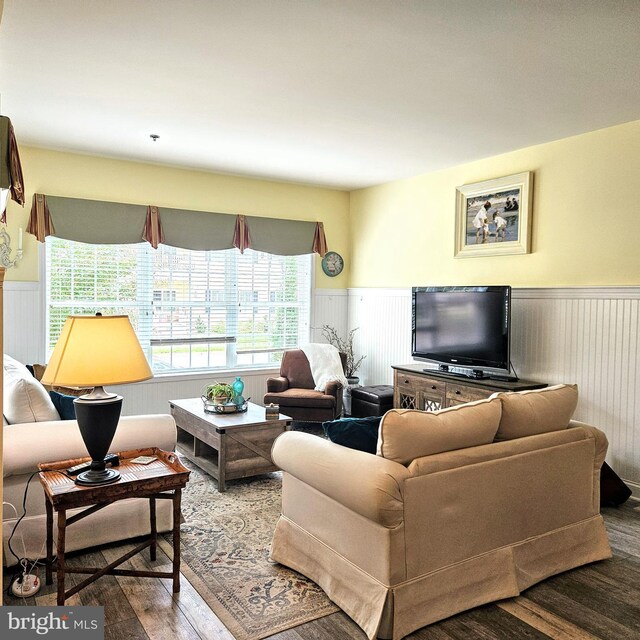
[158,460,338,640]
[157,537,337,640]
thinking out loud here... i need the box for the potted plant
[320,325,366,416]
[202,382,235,405]
[320,325,366,383]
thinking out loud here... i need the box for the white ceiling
[1,0,639,190]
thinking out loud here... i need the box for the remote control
[67,453,120,475]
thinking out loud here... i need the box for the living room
[2,1,640,639]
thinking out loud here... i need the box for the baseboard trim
[624,479,640,499]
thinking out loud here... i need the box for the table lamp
[41,314,153,486]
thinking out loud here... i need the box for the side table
[38,447,190,605]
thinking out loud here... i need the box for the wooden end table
[169,399,291,492]
[38,447,190,605]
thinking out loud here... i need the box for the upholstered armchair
[264,349,346,422]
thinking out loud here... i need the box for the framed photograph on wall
[454,171,532,258]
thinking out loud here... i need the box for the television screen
[412,286,511,374]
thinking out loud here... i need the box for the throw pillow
[3,357,61,424]
[323,416,382,454]
[49,391,77,420]
[377,397,502,465]
[492,384,578,440]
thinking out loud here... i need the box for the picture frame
[454,171,532,258]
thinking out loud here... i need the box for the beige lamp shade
[41,315,153,388]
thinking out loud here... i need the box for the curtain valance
[0,115,26,223]
[27,194,328,256]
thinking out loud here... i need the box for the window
[153,290,177,303]
[46,238,312,373]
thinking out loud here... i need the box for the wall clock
[321,251,344,277]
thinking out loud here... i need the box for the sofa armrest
[267,376,289,393]
[568,420,608,469]
[272,431,409,527]
[3,414,177,478]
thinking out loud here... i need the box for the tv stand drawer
[394,371,446,411]
[446,383,492,406]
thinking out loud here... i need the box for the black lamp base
[73,392,124,487]
[75,467,121,486]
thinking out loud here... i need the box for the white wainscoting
[348,286,640,492]
[110,369,280,417]
[5,281,638,491]
[3,281,44,364]
[511,288,640,490]
[3,284,349,413]
[311,289,349,341]
[347,288,412,386]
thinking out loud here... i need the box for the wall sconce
[0,225,23,268]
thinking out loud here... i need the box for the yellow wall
[7,120,640,289]
[350,120,640,287]
[4,147,350,287]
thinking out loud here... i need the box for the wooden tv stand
[392,364,547,411]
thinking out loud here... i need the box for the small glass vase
[232,376,245,398]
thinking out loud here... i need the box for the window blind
[46,237,312,373]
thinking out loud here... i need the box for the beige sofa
[3,414,177,566]
[3,350,177,566]
[270,385,612,640]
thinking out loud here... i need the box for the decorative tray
[202,398,249,414]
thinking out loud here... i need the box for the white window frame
[42,240,314,376]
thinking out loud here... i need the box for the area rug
[160,461,338,640]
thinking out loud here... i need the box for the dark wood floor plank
[5,499,640,640]
[265,628,305,640]
[67,549,138,625]
[409,624,458,639]
[105,616,151,640]
[153,539,235,640]
[569,560,640,610]
[101,543,203,640]
[498,596,600,639]
[303,610,367,640]
[524,579,640,640]
[434,604,550,640]
[541,566,640,632]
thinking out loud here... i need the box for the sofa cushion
[3,355,61,424]
[377,397,502,465]
[492,384,578,441]
[49,391,77,420]
[323,416,382,454]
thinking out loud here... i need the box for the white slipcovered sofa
[270,384,612,639]
[3,354,177,566]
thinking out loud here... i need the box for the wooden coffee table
[169,399,291,491]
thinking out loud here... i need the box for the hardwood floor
[4,500,640,640]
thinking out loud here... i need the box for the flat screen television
[411,286,513,379]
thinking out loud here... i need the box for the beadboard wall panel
[347,286,640,491]
[311,289,348,342]
[347,288,412,387]
[3,285,347,414]
[3,282,43,364]
[5,281,638,490]
[110,369,279,417]
[511,288,640,487]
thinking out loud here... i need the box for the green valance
[27,194,328,257]
[41,196,148,244]
[159,206,237,251]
